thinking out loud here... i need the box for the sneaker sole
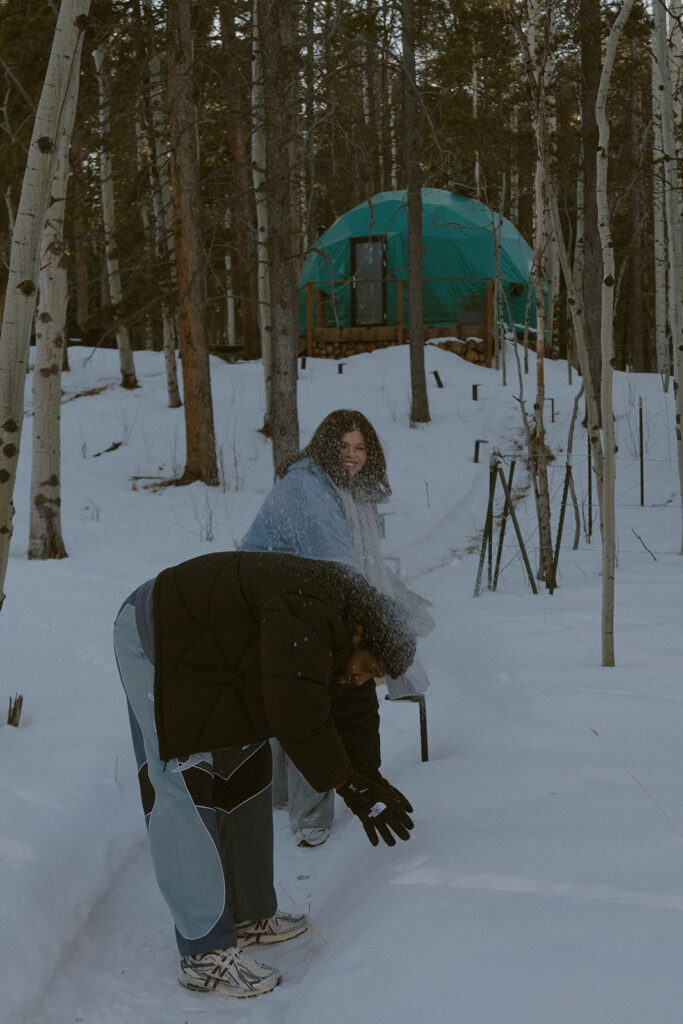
[179,974,281,998]
[237,922,309,947]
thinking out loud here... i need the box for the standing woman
[241,410,432,847]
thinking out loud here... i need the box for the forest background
[0,0,680,651]
[0,0,662,373]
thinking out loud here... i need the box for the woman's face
[339,429,367,478]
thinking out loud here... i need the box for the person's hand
[337,772,414,847]
[365,770,413,813]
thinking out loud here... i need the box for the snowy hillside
[3,342,683,1024]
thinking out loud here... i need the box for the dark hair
[278,410,391,502]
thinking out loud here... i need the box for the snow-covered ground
[3,342,683,1024]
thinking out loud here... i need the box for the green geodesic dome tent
[298,188,535,334]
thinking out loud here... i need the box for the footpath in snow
[2,344,683,1024]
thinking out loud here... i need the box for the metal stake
[639,396,644,506]
[493,461,516,590]
[496,465,539,595]
[587,433,593,541]
[548,457,572,594]
[474,439,489,463]
[474,458,498,597]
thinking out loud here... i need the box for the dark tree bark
[580,0,603,413]
[219,1,261,360]
[167,0,218,485]
[628,38,646,371]
[257,0,300,471]
[402,0,430,424]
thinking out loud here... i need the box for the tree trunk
[653,0,683,553]
[531,157,554,583]
[29,45,83,561]
[628,39,645,372]
[219,1,261,360]
[507,0,605,515]
[595,0,636,666]
[139,0,182,408]
[92,43,138,389]
[0,0,90,611]
[651,42,670,387]
[251,0,272,431]
[134,104,156,352]
[402,0,430,425]
[257,0,300,470]
[167,0,218,485]
[73,200,89,331]
[580,0,603,418]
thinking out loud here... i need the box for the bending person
[241,410,433,847]
[114,551,416,999]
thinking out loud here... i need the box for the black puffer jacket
[153,551,390,791]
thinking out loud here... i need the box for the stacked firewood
[434,337,488,365]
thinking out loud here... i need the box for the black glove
[337,772,414,847]
[365,770,413,813]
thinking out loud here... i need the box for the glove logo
[368,801,387,819]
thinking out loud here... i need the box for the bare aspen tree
[251,0,272,431]
[653,0,683,553]
[28,65,81,561]
[92,43,138,389]
[256,0,300,469]
[167,0,218,485]
[134,106,156,353]
[511,0,554,582]
[509,107,520,225]
[595,0,636,666]
[628,39,645,372]
[218,1,261,360]
[508,0,605,515]
[580,0,603,409]
[402,0,430,425]
[542,43,561,357]
[651,41,670,387]
[0,0,90,610]
[139,0,181,408]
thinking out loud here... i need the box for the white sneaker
[295,826,330,847]
[237,910,309,947]
[178,946,281,997]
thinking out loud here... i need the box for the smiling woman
[241,408,432,847]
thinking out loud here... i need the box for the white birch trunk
[508,1,605,511]
[251,0,272,428]
[29,42,82,561]
[568,167,584,384]
[653,0,683,553]
[0,0,90,609]
[92,43,137,388]
[595,0,636,666]
[651,45,670,388]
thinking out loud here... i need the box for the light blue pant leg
[114,601,275,955]
[269,739,334,832]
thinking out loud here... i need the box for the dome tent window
[350,236,386,326]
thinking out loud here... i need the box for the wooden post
[316,288,325,328]
[397,279,404,345]
[307,282,314,357]
[485,277,494,367]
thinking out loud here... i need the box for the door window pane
[352,240,384,325]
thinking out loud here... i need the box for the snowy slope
[3,343,683,1023]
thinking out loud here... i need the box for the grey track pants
[113,600,276,956]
